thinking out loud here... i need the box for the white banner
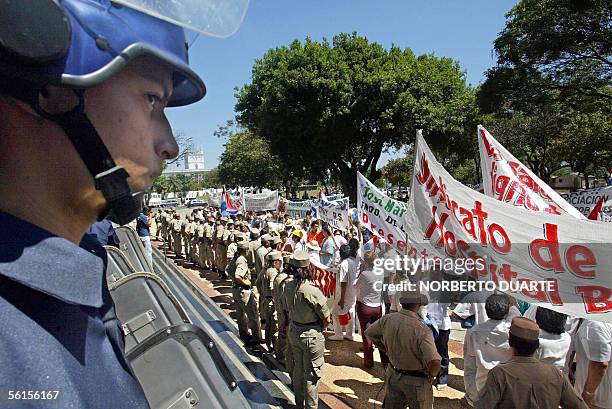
[310,257,338,299]
[357,172,413,253]
[409,130,612,322]
[325,193,344,202]
[562,186,612,221]
[243,191,279,212]
[203,189,222,207]
[280,198,316,219]
[317,197,350,232]
[478,125,585,219]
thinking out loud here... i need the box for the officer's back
[475,317,588,409]
[365,289,441,409]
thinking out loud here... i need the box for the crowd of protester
[147,204,610,409]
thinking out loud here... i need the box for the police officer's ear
[38,85,80,115]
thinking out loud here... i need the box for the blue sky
[166,0,517,170]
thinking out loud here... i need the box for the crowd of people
[147,204,611,409]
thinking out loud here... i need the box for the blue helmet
[58,0,205,106]
[1,0,205,106]
[0,0,247,225]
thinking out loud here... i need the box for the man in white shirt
[534,307,571,371]
[329,245,358,341]
[452,288,494,327]
[423,269,452,390]
[464,294,514,407]
[571,319,612,409]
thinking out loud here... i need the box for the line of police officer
[157,207,329,409]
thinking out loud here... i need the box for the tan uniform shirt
[171,219,182,232]
[227,242,238,260]
[273,272,288,309]
[475,356,588,409]
[233,255,250,283]
[365,309,441,372]
[247,239,260,268]
[204,223,214,239]
[222,228,233,245]
[254,245,269,275]
[196,224,205,239]
[260,267,278,298]
[280,277,295,318]
[214,224,224,242]
[289,280,330,325]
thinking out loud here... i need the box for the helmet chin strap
[32,89,143,225]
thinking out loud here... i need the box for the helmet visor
[112,0,249,38]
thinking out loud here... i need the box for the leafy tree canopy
[235,33,478,200]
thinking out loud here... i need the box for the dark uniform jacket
[0,212,149,408]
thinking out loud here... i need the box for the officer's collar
[399,309,420,319]
[509,355,539,363]
[0,211,105,308]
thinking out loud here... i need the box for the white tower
[184,147,205,170]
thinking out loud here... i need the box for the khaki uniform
[226,241,238,262]
[195,222,205,268]
[255,245,270,322]
[171,218,182,257]
[218,227,232,272]
[286,280,330,409]
[232,255,262,341]
[257,266,279,349]
[188,220,197,262]
[158,211,167,240]
[272,272,289,363]
[475,356,588,409]
[247,239,261,315]
[214,224,225,271]
[279,276,295,371]
[180,219,189,260]
[203,222,214,269]
[164,213,173,247]
[247,239,260,272]
[365,309,441,409]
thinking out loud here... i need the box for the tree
[478,0,611,184]
[217,129,282,189]
[381,154,413,187]
[481,108,569,183]
[199,168,220,188]
[235,33,478,201]
[478,0,611,113]
[553,110,612,188]
[166,130,195,167]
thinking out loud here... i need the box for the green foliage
[381,154,413,187]
[235,33,478,200]
[478,0,611,113]
[200,168,221,187]
[478,0,611,184]
[217,129,282,189]
[150,169,220,195]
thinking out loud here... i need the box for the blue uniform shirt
[136,213,150,237]
[86,219,120,247]
[0,211,150,408]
